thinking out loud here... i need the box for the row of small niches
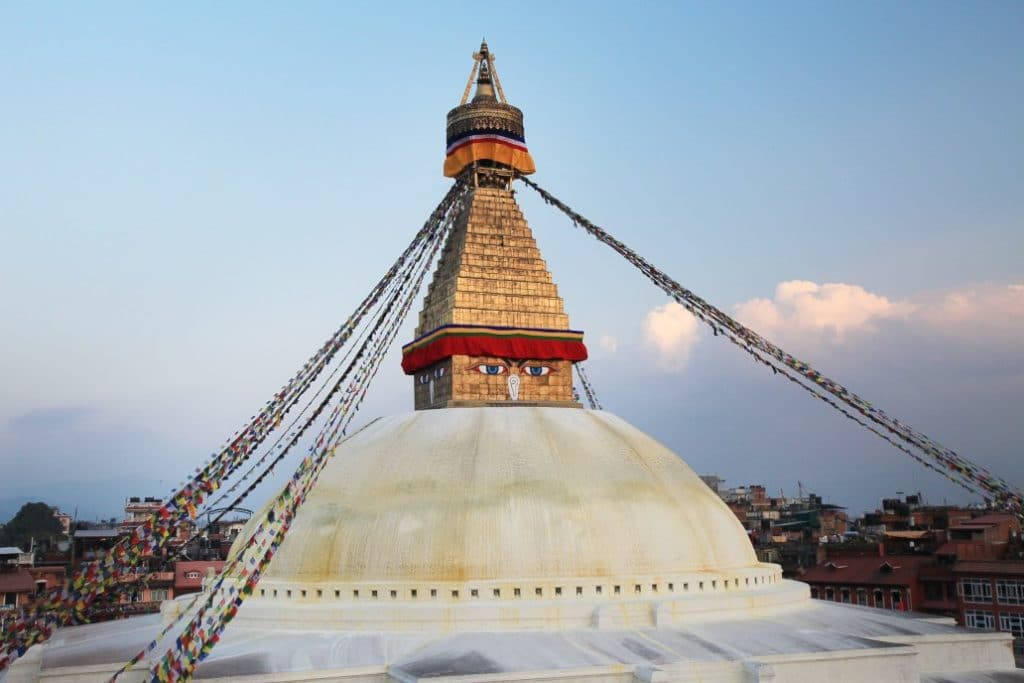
[258,574,780,601]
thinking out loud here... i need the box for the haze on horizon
[1,2,1022,522]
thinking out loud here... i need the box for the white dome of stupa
[255,407,760,580]
[228,408,796,632]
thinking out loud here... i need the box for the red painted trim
[402,335,588,374]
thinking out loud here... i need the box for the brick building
[174,560,225,597]
[803,505,1024,666]
[955,560,1024,664]
[800,554,931,610]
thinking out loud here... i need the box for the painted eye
[476,364,505,375]
[524,366,551,377]
[434,367,446,378]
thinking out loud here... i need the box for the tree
[0,502,64,550]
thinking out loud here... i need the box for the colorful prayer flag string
[0,179,470,676]
[519,174,1023,518]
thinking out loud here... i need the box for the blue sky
[1,2,1022,520]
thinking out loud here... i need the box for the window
[962,579,993,604]
[185,571,200,580]
[965,610,995,630]
[890,590,901,609]
[924,582,944,602]
[874,589,884,608]
[810,587,819,599]
[857,589,868,606]
[997,580,1024,606]
[825,587,835,601]
[151,589,168,601]
[841,588,851,604]
[1000,613,1024,638]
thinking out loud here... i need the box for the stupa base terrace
[9,598,1020,682]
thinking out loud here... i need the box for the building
[954,561,1024,665]
[0,549,64,629]
[805,499,1024,664]
[0,568,34,617]
[70,527,121,564]
[699,474,724,494]
[173,561,224,597]
[707,478,844,576]
[801,553,932,610]
[50,509,72,536]
[10,42,1022,683]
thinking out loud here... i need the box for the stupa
[10,42,1023,683]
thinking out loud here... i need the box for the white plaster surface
[10,600,1023,682]
[233,408,760,585]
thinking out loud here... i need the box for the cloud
[733,280,1024,352]
[912,283,1024,347]
[598,334,619,353]
[734,280,912,344]
[643,302,700,371]
[631,280,1024,518]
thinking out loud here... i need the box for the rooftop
[0,567,35,593]
[801,556,934,586]
[73,529,120,539]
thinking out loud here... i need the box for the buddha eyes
[473,364,552,376]
[421,367,447,382]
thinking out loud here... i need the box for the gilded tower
[402,42,587,409]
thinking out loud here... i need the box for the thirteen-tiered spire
[402,42,587,409]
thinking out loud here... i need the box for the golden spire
[403,43,585,409]
[445,41,535,179]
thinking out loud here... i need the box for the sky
[1,2,1022,522]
